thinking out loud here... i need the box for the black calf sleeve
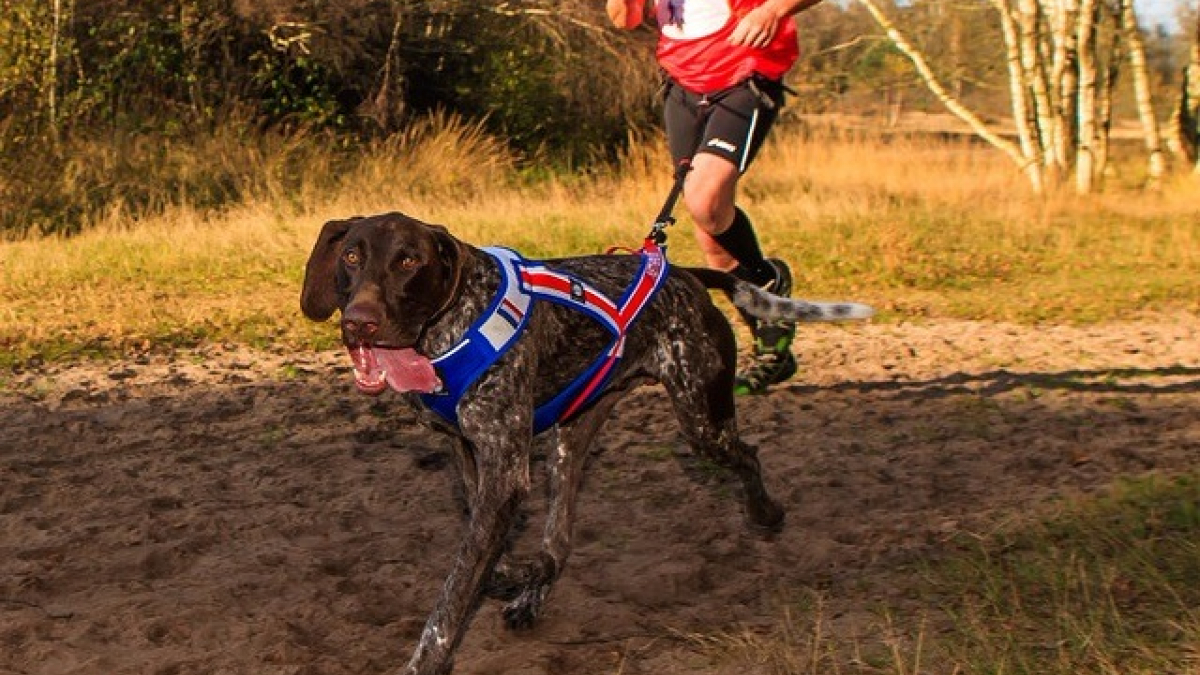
[714,208,776,287]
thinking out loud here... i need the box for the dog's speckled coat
[301,211,869,675]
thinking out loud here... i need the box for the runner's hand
[606,0,643,28]
[728,5,781,48]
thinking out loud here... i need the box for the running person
[606,0,823,394]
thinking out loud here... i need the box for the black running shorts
[663,76,786,174]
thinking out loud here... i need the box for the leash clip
[647,218,672,246]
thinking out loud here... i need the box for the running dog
[300,211,872,674]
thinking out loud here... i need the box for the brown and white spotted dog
[300,211,872,675]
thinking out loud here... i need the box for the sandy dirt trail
[2,315,1198,675]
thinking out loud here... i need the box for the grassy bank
[2,117,1199,366]
[682,473,1200,674]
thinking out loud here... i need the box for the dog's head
[300,212,466,394]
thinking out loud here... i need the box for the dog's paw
[402,657,454,675]
[746,498,786,536]
[501,586,549,630]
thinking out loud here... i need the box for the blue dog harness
[419,242,669,435]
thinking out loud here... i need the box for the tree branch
[857,0,1043,192]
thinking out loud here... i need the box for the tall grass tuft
[0,112,525,361]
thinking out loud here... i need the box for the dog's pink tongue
[348,346,440,394]
[375,347,441,394]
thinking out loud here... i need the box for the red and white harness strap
[519,240,669,425]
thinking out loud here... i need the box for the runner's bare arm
[606,0,644,29]
[729,0,825,48]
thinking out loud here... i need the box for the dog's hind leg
[496,394,620,629]
[675,403,785,531]
[660,327,786,533]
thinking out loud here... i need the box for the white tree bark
[1051,0,1080,177]
[1095,13,1124,181]
[1017,0,1056,173]
[860,0,1166,193]
[1075,0,1100,193]
[1119,0,1167,186]
[992,0,1045,185]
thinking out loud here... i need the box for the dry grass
[2,117,1199,364]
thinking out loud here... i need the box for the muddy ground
[2,315,1198,675]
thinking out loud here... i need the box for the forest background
[2,0,1198,238]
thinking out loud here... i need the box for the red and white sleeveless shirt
[655,0,799,94]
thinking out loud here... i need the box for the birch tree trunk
[1162,10,1198,169]
[1194,13,1200,174]
[1095,11,1124,181]
[1051,0,1080,177]
[1016,0,1056,174]
[1181,13,1200,173]
[992,0,1044,176]
[1119,0,1167,186]
[1075,0,1100,193]
[860,0,1165,194]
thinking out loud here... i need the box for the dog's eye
[343,250,362,267]
[399,256,420,271]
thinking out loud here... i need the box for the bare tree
[44,0,71,141]
[1016,0,1057,176]
[994,0,1045,188]
[362,2,406,131]
[1075,0,1101,192]
[858,0,1043,191]
[1094,5,1125,182]
[859,0,1170,194]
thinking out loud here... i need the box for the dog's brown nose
[342,304,381,340]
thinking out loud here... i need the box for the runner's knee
[684,158,738,233]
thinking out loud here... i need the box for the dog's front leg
[403,416,531,675]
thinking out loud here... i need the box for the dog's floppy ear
[423,222,470,311]
[300,219,353,321]
[429,223,464,282]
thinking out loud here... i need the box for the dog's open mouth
[348,345,441,395]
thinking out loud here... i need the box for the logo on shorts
[706,137,738,154]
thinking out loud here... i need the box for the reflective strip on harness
[419,243,669,435]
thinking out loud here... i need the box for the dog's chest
[419,251,667,432]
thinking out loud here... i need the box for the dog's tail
[683,267,875,323]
